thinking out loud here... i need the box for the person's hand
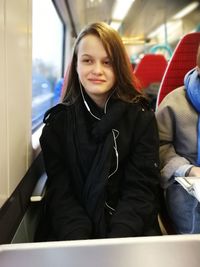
[188,166,200,177]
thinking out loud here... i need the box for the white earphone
[79,80,119,178]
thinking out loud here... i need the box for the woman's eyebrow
[80,54,109,59]
[80,53,92,57]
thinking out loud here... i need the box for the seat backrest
[156,32,200,107]
[134,54,168,89]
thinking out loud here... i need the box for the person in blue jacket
[39,22,161,241]
[156,45,200,233]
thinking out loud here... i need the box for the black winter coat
[39,94,161,241]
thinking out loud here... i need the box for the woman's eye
[104,60,112,66]
[82,59,92,64]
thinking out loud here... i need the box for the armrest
[30,173,48,202]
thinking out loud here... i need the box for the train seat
[134,54,168,109]
[156,32,200,108]
[134,54,168,89]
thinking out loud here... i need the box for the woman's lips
[88,79,106,84]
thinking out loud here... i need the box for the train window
[32,0,64,133]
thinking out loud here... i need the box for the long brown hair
[62,22,143,104]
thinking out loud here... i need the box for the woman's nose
[92,62,103,74]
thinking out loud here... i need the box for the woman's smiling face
[76,34,116,108]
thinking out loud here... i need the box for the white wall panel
[0,0,9,206]
[0,0,32,207]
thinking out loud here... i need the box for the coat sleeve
[108,109,161,237]
[40,114,92,240]
[156,100,190,188]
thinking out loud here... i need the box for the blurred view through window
[32,0,64,132]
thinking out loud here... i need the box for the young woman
[156,45,200,233]
[39,22,161,240]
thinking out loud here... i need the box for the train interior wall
[0,0,32,208]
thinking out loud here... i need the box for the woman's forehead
[77,34,108,57]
